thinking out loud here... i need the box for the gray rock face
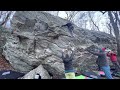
[0,27,11,54]
[2,11,116,78]
[22,65,51,79]
[42,55,64,79]
[78,28,116,44]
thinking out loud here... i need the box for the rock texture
[22,65,51,79]
[2,11,116,79]
[0,27,8,54]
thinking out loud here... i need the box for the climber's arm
[87,50,103,56]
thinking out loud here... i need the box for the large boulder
[2,11,116,78]
[0,27,10,54]
[42,55,64,79]
[22,65,51,79]
[3,11,79,76]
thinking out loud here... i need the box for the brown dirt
[0,55,14,71]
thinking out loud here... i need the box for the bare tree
[0,12,5,19]
[88,11,100,31]
[0,11,13,28]
[1,11,12,26]
[108,11,120,57]
[106,22,113,35]
[100,11,106,14]
[65,11,79,21]
[56,11,59,16]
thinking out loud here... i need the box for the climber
[107,49,120,72]
[61,47,75,79]
[61,22,74,37]
[86,47,113,79]
[97,48,106,71]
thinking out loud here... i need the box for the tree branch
[100,11,107,14]
[88,12,100,31]
[0,11,12,26]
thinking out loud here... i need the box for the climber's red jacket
[107,52,117,62]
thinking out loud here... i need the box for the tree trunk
[108,23,112,35]
[56,11,59,16]
[116,36,120,56]
[110,28,112,35]
[108,11,120,57]
[0,11,12,27]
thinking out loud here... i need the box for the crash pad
[0,70,25,79]
[82,71,101,79]
[110,68,116,73]
[94,71,105,76]
[112,72,120,77]
[75,75,93,79]
[75,75,86,79]
[99,71,105,75]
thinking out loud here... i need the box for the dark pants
[97,64,102,71]
[112,61,120,72]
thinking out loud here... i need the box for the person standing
[61,47,75,79]
[107,49,120,72]
[87,47,113,79]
